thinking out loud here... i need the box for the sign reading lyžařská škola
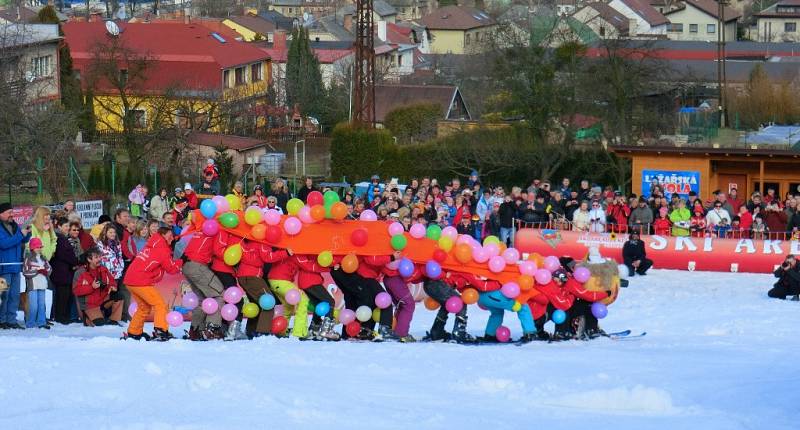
[642,170,700,199]
[75,200,103,228]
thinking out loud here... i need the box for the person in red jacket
[210,230,248,340]
[181,230,225,340]
[73,247,124,327]
[559,269,612,339]
[529,274,576,339]
[420,270,476,343]
[268,250,311,339]
[330,255,398,341]
[608,193,631,233]
[122,228,183,341]
[237,239,286,338]
[295,254,340,341]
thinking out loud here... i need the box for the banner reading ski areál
[642,170,700,199]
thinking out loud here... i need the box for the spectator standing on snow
[23,238,51,329]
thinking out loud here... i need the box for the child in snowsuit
[295,254,340,341]
[73,247,123,327]
[22,238,51,329]
[476,275,538,343]
[237,239,285,338]
[182,230,225,340]
[422,270,475,343]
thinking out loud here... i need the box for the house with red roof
[610,0,670,35]
[418,6,497,54]
[377,21,429,78]
[62,20,271,132]
[663,0,740,42]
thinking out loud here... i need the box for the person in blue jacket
[0,202,31,329]
[365,175,384,201]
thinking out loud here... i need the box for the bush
[330,123,393,181]
[383,103,441,144]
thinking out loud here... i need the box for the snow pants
[534,304,572,334]
[330,269,391,330]
[183,261,224,327]
[383,275,415,337]
[477,290,536,336]
[768,283,800,300]
[570,299,600,332]
[423,280,465,331]
[304,284,335,325]
[268,279,309,338]
[238,276,275,335]
[128,285,168,335]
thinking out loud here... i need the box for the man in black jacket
[498,195,516,246]
[768,255,800,300]
[622,231,653,277]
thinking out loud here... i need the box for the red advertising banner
[515,229,787,274]
[11,206,35,225]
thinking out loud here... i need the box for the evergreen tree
[285,27,325,118]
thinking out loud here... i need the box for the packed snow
[1,269,798,430]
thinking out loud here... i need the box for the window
[30,55,52,78]
[465,33,470,45]
[251,63,262,82]
[689,24,698,33]
[223,69,231,88]
[668,23,683,32]
[235,66,246,86]
[127,109,146,129]
[707,24,716,34]
[786,22,797,32]
[599,26,606,37]
[397,54,402,67]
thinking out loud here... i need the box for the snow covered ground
[1,269,799,430]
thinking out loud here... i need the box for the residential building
[419,6,497,54]
[754,0,800,42]
[223,14,279,42]
[377,21,426,78]
[339,1,398,24]
[62,20,271,132]
[0,23,61,105]
[374,84,471,127]
[269,0,337,19]
[257,10,296,32]
[0,5,42,24]
[388,0,429,21]
[573,2,630,39]
[609,0,670,35]
[664,0,740,42]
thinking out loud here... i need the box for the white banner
[76,200,103,228]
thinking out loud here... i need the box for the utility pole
[717,0,728,128]
[352,0,375,128]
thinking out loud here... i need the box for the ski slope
[1,270,798,430]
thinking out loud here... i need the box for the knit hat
[29,237,43,250]
[0,202,11,214]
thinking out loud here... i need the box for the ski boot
[224,320,249,341]
[152,328,174,342]
[399,334,417,343]
[551,330,575,342]
[308,320,323,341]
[91,318,106,327]
[372,325,400,342]
[519,332,541,343]
[477,334,499,343]
[104,320,122,327]
[122,331,151,341]
[791,295,799,301]
[202,323,225,340]
[534,331,551,342]
[452,315,477,344]
[356,326,375,341]
[422,315,451,342]
[183,326,206,341]
[318,317,341,341]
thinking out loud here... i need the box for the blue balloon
[315,301,331,317]
[552,309,567,324]
[425,260,442,279]
[258,294,276,311]
[398,258,414,278]
[200,199,218,219]
[591,302,608,319]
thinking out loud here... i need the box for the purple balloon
[484,243,500,257]
[166,310,183,327]
[409,223,426,239]
[488,255,506,273]
[263,209,282,226]
[201,298,219,315]
[425,260,442,279]
[212,195,230,213]
[473,248,490,263]
[495,326,511,342]
[574,266,592,283]
[181,291,199,310]
[223,287,243,304]
[501,282,520,299]
[534,268,552,285]
[519,260,537,276]
[201,219,219,236]
[339,308,356,325]
[284,217,302,235]
[221,303,238,322]
[591,302,608,319]
[388,222,404,236]
[502,248,520,264]
[398,258,415,278]
[445,296,463,313]
[360,209,378,222]
[375,292,392,309]
[284,288,301,305]
[543,256,561,273]
[274,304,285,316]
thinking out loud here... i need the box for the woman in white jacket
[588,200,607,233]
[149,188,170,222]
[572,201,591,232]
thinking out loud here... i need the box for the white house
[610,0,669,35]
[754,0,800,42]
[664,0,739,42]
[573,2,630,39]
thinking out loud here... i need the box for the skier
[181,230,225,340]
[294,254,340,341]
[268,251,311,339]
[237,239,286,338]
[475,275,538,343]
[331,255,398,341]
[210,230,247,340]
[558,268,613,339]
[421,270,475,343]
[381,252,417,342]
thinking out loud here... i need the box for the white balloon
[355,305,372,322]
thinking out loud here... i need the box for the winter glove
[512,301,522,312]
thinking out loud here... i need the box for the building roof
[257,40,353,63]
[0,23,60,47]
[258,10,296,31]
[374,84,467,122]
[227,15,277,36]
[665,0,741,21]
[616,0,669,26]
[586,2,630,33]
[755,0,800,17]
[342,0,397,17]
[420,6,496,31]
[63,21,270,94]
[188,132,266,151]
[382,22,415,45]
[0,6,39,23]
[315,14,355,41]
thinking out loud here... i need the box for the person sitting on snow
[622,231,653,277]
[768,255,800,300]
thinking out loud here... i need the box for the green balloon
[219,212,240,228]
[426,225,442,241]
[324,203,332,219]
[323,190,340,205]
[391,234,407,251]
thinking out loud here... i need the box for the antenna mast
[352,0,375,128]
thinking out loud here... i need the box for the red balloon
[271,316,288,335]
[265,225,282,243]
[307,191,324,206]
[351,228,368,247]
[345,321,361,337]
[433,249,448,263]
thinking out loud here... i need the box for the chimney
[343,14,353,32]
[378,20,387,42]
[628,18,637,37]
[274,30,287,51]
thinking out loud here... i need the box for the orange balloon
[251,224,267,240]
[331,202,348,220]
[454,243,472,264]
[424,296,440,310]
[528,252,544,268]
[461,288,479,305]
[341,253,359,273]
[518,275,534,291]
[498,243,507,254]
[310,205,326,222]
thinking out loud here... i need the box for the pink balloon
[456,234,473,245]
[182,291,199,309]
[543,256,561,273]
[201,219,219,236]
[496,325,511,342]
[360,209,378,221]
[388,222,404,236]
[501,282,520,299]
[473,248,490,263]
[283,217,302,235]
[274,304,284,316]
[212,195,230,213]
[534,268,552,285]
[484,243,500,257]
[128,302,138,316]
[409,223,426,239]
[166,310,184,327]
[502,248,520,264]
[519,260,537,276]
[441,226,458,240]
[298,205,314,224]
[470,242,482,254]
[445,296,463,313]
[263,209,281,226]
[201,298,219,315]
[221,303,238,322]
[339,308,356,325]
[375,292,392,309]
[223,287,243,304]
[488,255,506,273]
[284,288,301,305]
[574,266,592,283]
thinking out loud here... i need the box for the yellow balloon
[372,307,381,323]
[333,307,340,322]
[483,235,500,246]
[317,251,333,267]
[438,236,454,252]
[225,194,241,211]
[244,207,262,226]
[223,243,242,266]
